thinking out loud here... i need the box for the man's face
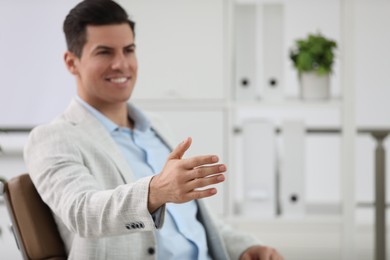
[65,23,138,109]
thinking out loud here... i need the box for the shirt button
[147,247,155,255]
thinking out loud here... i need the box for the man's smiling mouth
[107,77,129,83]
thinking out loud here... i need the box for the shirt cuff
[151,204,166,229]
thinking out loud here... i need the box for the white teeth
[109,77,127,83]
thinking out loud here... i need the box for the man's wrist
[148,175,164,213]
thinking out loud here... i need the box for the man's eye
[125,48,135,54]
[97,51,110,55]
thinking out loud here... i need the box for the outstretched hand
[240,246,284,260]
[148,137,226,212]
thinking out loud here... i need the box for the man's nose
[111,53,128,70]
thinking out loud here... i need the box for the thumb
[168,137,192,160]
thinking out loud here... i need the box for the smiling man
[24,0,283,259]
[64,23,138,129]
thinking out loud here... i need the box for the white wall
[355,0,390,127]
[118,0,225,101]
[0,0,80,128]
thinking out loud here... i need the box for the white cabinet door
[119,0,225,100]
[355,0,390,127]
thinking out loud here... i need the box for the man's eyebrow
[94,44,136,51]
[125,43,136,49]
[94,45,113,51]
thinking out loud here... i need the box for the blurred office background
[0,0,389,259]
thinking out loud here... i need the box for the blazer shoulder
[27,116,81,151]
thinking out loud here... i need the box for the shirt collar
[75,96,151,133]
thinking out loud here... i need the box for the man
[24,0,283,259]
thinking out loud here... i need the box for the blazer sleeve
[24,122,165,238]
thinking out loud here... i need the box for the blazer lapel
[62,99,135,184]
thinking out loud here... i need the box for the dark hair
[63,0,135,57]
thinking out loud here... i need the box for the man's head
[63,0,135,58]
[63,0,138,110]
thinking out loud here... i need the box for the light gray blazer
[24,99,259,260]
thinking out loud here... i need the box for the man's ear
[64,51,79,75]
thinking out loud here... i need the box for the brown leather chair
[1,174,67,260]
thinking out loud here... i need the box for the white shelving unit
[227,0,357,259]
[128,0,362,258]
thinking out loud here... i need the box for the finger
[273,251,284,260]
[182,154,219,169]
[187,173,225,190]
[187,187,218,200]
[261,249,272,260]
[239,252,251,260]
[190,164,226,179]
[168,137,192,160]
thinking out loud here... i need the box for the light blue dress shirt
[76,97,211,260]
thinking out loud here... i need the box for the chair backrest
[1,174,67,260]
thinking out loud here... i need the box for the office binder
[261,3,284,100]
[281,120,305,217]
[241,120,276,217]
[234,3,284,101]
[234,5,257,101]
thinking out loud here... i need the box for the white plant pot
[300,72,330,100]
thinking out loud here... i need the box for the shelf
[235,0,286,5]
[132,99,227,110]
[232,97,342,109]
[232,99,342,129]
[225,215,343,228]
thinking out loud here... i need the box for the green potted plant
[289,33,337,99]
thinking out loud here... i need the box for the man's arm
[25,123,160,238]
